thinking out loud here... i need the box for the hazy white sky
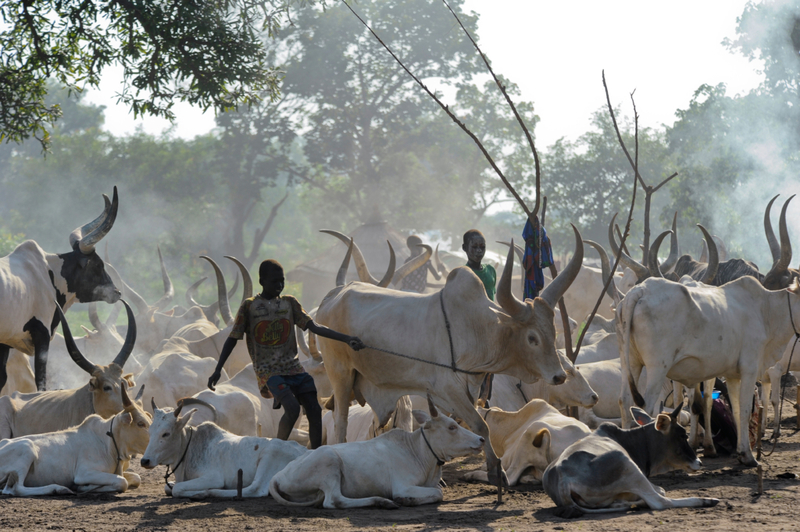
[84,1,764,148]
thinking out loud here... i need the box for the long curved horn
[496,238,530,320]
[69,192,112,250]
[54,301,97,375]
[77,187,119,254]
[176,397,217,422]
[496,241,525,264]
[88,302,103,330]
[661,212,679,273]
[764,195,795,286]
[392,244,431,286]
[121,381,132,408]
[200,256,233,325]
[224,256,253,301]
[713,236,728,263]
[376,242,396,288]
[185,277,208,307]
[541,225,584,309]
[765,194,782,264]
[151,397,159,412]
[152,246,175,311]
[104,262,149,315]
[321,230,380,284]
[336,238,354,287]
[433,244,450,276]
[135,384,145,402]
[699,239,708,263]
[697,224,718,284]
[646,231,673,278]
[111,299,137,368]
[608,213,649,281]
[583,240,621,303]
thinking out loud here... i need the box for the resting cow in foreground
[0,383,150,496]
[465,400,591,486]
[0,188,121,391]
[316,226,585,486]
[543,404,719,516]
[140,399,308,498]
[269,394,483,508]
[0,300,137,439]
[618,276,800,466]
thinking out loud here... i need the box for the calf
[465,400,590,486]
[542,403,719,515]
[269,394,484,508]
[0,383,151,496]
[140,399,308,498]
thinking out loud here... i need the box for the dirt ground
[4,415,800,532]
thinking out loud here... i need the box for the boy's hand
[207,370,222,391]
[348,337,366,351]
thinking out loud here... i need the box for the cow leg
[0,344,9,393]
[24,318,50,391]
[438,385,505,487]
[766,364,782,438]
[171,475,225,499]
[392,485,443,506]
[630,477,717,510]
[73,470,128,493]
[688,384,702,449]
[642,367,668,419]
[0,441,74,496]
[700,379,716,457]
[330,366,357,444]
[619,357,643,428]
[727,375,758,467]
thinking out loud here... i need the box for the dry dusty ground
[4,417,800,531]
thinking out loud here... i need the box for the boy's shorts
[264,372,317,408]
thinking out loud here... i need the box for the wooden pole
[236,468,243,499]
[756,406,764,461]
[496,463,503,505]
[757,464,764,495]
[796,385,800,430]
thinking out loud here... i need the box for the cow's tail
[269,476,324,507]
[619,288,645,409]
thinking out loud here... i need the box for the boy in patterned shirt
[208,259,365,449]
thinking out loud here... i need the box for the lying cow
[465,400,590,486]
[0,383,151,496]
[269,394,484,508]
[140,399,308,498]
[542,403,719,516]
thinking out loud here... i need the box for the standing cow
[316,226,585,486]
[0,188,121,391]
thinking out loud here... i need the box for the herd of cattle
[1,187,799,516]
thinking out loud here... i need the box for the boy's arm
[307,321,366,351]
[208,337,239,390]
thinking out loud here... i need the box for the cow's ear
[89,377,99,390]
[412,409,431,427]
[119,412,133,425]
[655,413,672,433]
[631,407,652,426]
[532,428,550,450]
[123,373,136,388]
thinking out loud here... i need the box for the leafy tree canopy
[1,0,296,150]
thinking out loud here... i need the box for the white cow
[269,395,484,508]
[317,227,586,486]
[0,301,137,439]
[140,400,309,498]
[0,384,151,496]
[465,400,591,486]
[618,276,800,465]
[0,188,121,391]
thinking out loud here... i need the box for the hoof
[382,498,401,509]
[737,453,758,468]
[554,506,585,519]
[703,448,717,459]
[56,487,74,496]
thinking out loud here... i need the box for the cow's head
[57,188,121,304]
[762,195,798,290]
[113,382,152,458]
[494,225,584,385]
[413,394,483,464]
[140,399,197,469]
[55,298,137,418]
[631,402,700,474]
[555,354,599,408]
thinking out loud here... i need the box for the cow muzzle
[140,457,155,469]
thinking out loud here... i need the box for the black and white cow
[0,188,121,391]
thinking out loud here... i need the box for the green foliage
[0,230,26,257]
[0,0,297,150]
